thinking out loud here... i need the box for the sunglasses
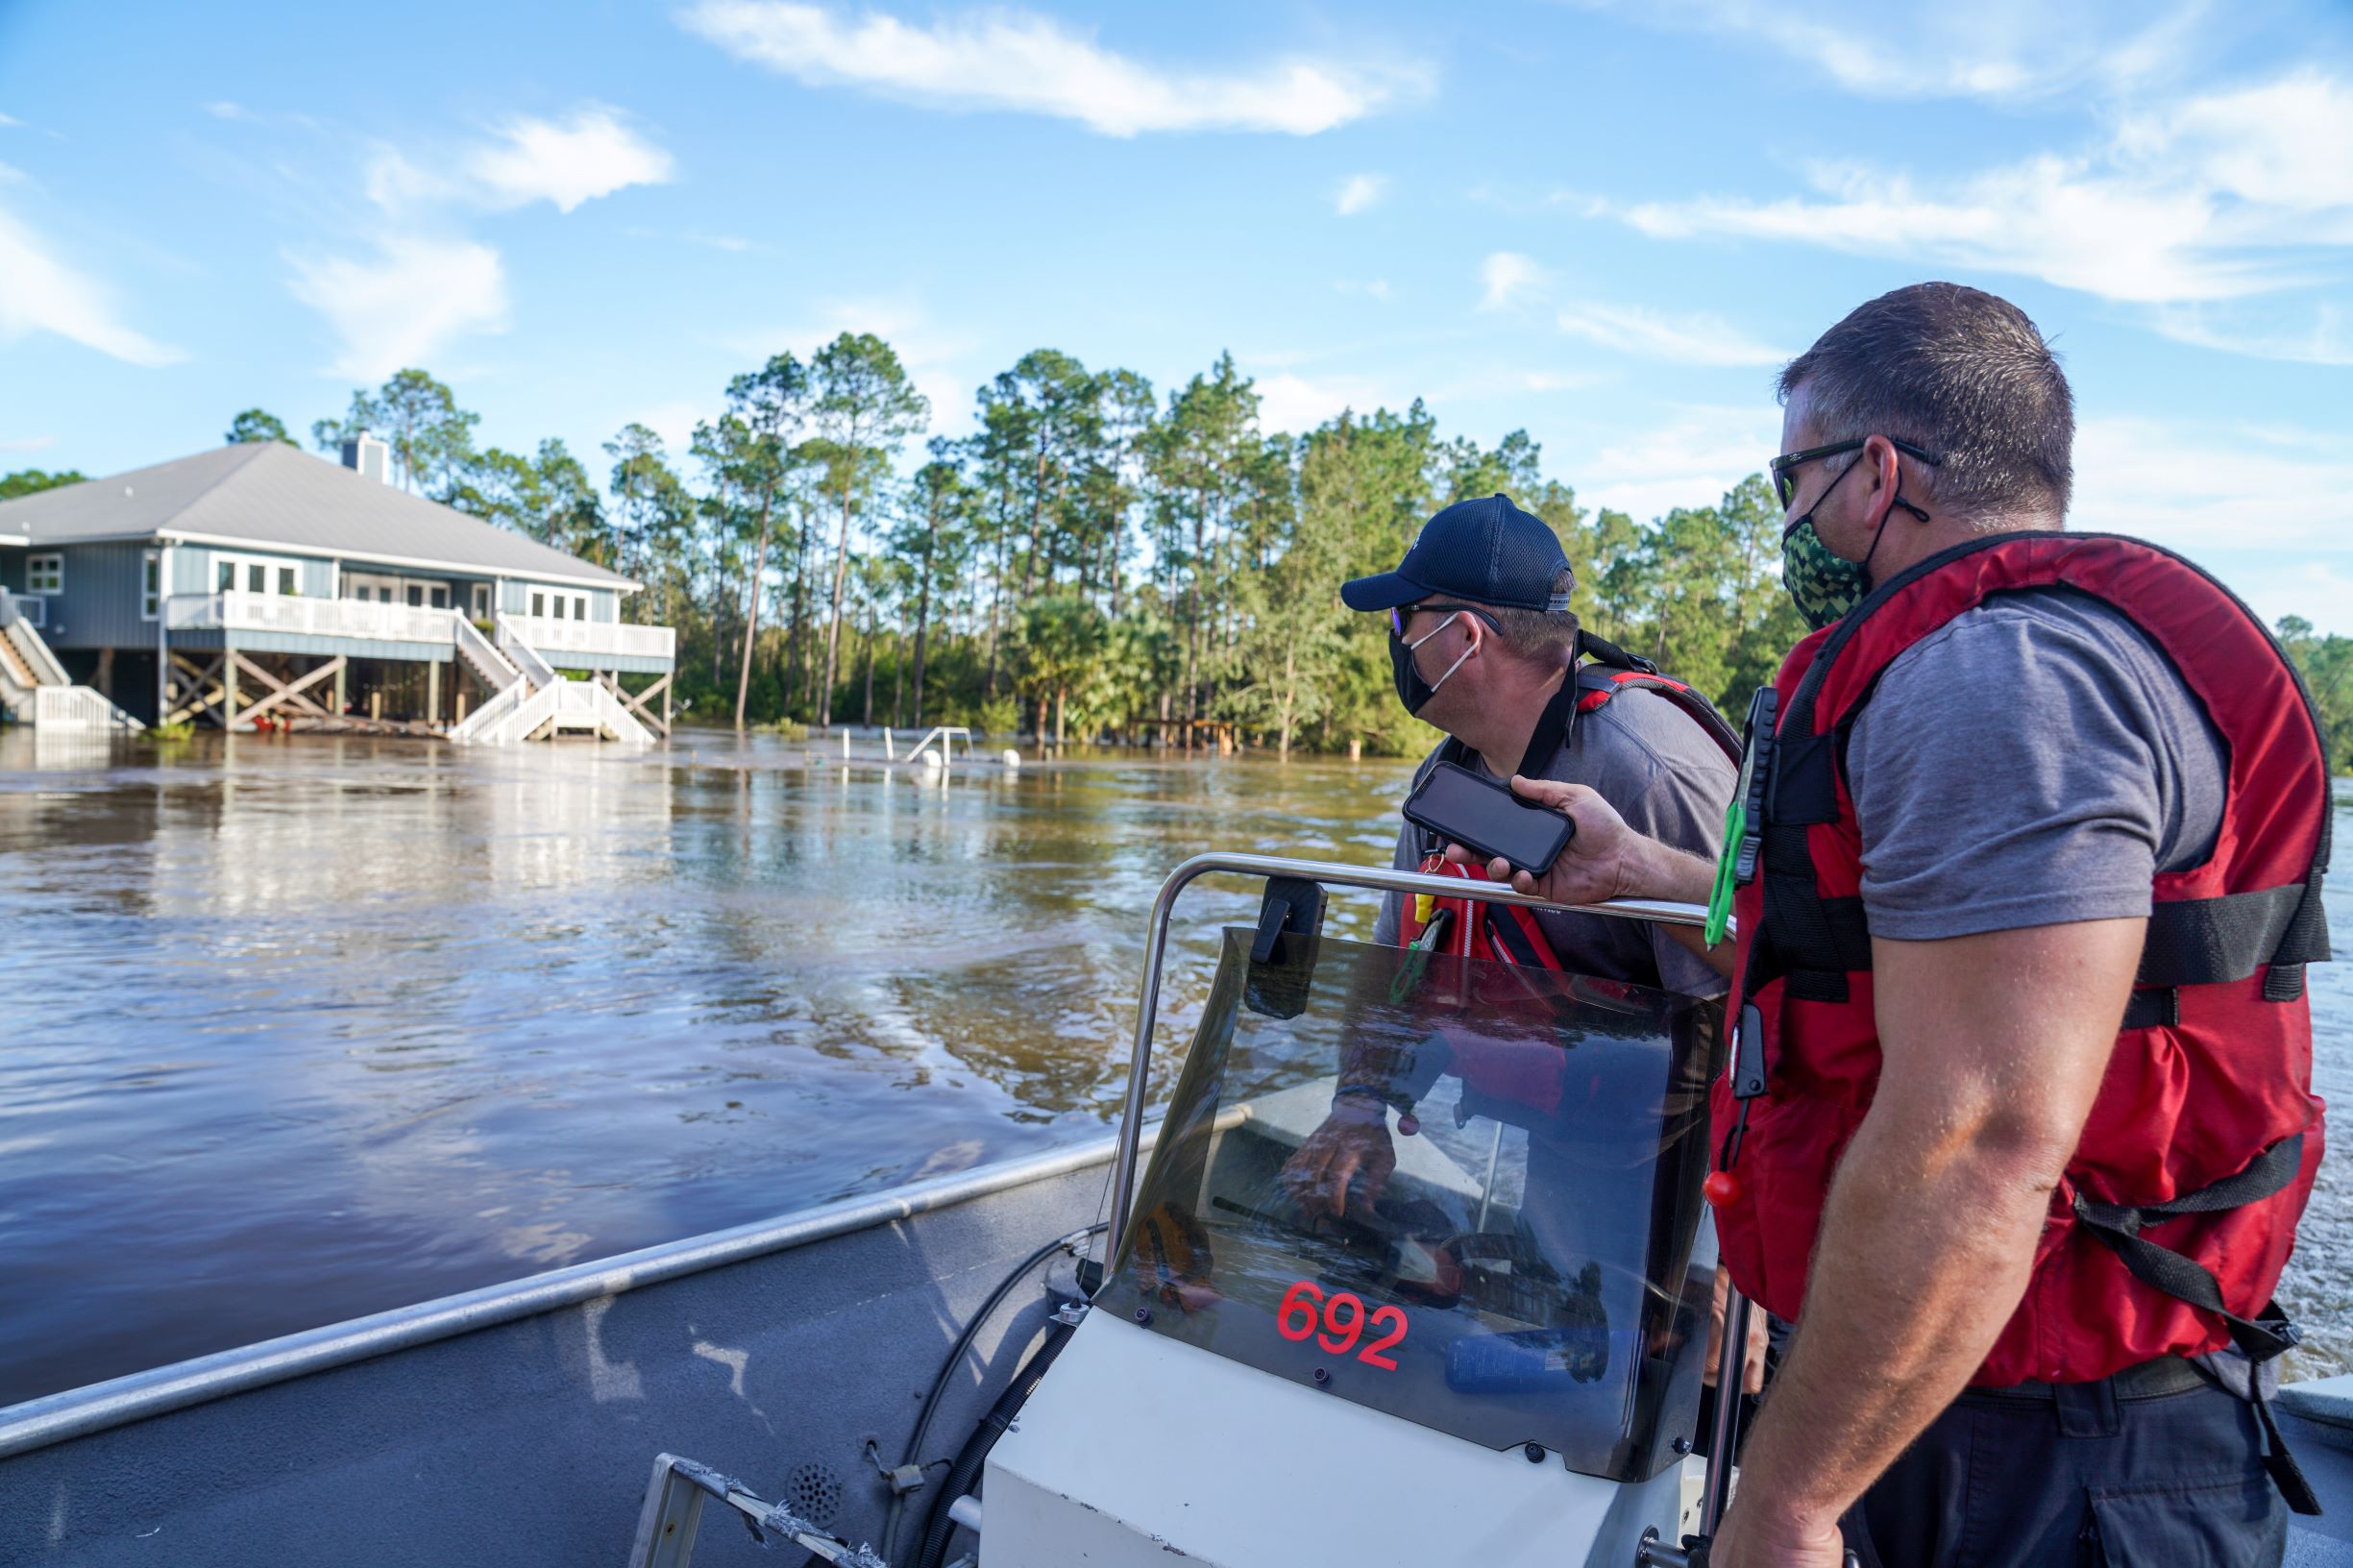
[1389,602,1506,639]
[1770,437,1945,510]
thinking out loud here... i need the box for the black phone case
[1401,762,1575,875]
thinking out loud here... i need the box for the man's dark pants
[1838,1366,2286,1566]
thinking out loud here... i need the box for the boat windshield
[1102,926,1723,1481]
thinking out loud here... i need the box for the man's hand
[1445,774,1717,909]
[1277,1095,1396,1220]
[1704,1263,1769,1396]
[1707,1503,1850,1568]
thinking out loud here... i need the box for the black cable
[910,1316,1078,1568]
[878,1222,1105,1564]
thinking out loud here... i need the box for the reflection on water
[0,736,2345,1404]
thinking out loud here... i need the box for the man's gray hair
[1778,282,2073,522]
[1483,567,1580,665]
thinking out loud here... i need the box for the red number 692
[1275,1280,1409,1371]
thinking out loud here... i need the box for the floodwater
[0,730,2346,1408]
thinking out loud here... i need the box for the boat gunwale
[0,1135,1128,1461]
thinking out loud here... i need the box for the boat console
[984,854,1728,1567]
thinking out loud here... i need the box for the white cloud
[465,107,674,213]
[0,111,21,129]
[1336,173,1387,215]
[679,1,1421,136]
[0,206,184,367]
[1556,302,1788,366]
[1254,371,1404,435]
[2150,304,2353,367]
[1610,70,2353,308]
[1479,251,1546,310]
[0,434,57,453]
[365,109,673,216]
[202,101,254,122]
[287,235,508,380]
[1577,404,1779,524]
[1335,278,1392,300]
[1567,0,2206,103]
[2071,415,2353,557]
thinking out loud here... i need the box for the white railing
[2,616,70,688]
[499,614,674,664]
[495,616,561,690]
[0,589,46,629]
[448,676,650,747]
[447,678,527,745]
[32,685,143,731]
[453,615,522,692]
[166,592,456,645]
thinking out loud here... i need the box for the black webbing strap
[2139,883,2320,989]
[2265,801,2334,1003]
[1483,905,1546,968]
[2070,1133,2307,1366]
[1745,725,1868,1002]
[1573,628,1658,675]
[2118,988,2180,1031]
[2073,1139,2321,1516]
[1516,675,1583,780]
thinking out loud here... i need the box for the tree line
[7,344,2351,769]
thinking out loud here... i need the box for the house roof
[0,444,636,590]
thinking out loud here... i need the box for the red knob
[1703,1170,1742,1208]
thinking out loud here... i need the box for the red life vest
[1711,532,2332,1387]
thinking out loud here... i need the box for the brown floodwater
[0,729,2346,1407]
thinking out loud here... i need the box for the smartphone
[1401,761,1575,876]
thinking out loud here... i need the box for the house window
[28,553,61,594]
[278,566,298,597]
[141,551,160,621]
[429,584,449,610]
[406,584,424,608]
[217,560,235,593]
[530,591,546,617]
[553,596,568,621]
[575,596,589,622]
[471,583,492,619]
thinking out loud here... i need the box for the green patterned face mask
[1780,516,1870,631]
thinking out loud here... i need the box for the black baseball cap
[1340,493,1573,614]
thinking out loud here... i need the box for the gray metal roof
[0,445,636,590]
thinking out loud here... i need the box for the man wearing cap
[1279,492,1742,1229]
[1345,492,1737,992]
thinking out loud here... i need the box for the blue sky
[2,0,2349,626]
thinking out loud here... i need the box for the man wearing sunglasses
[1470,283,2329,1566]
[1275,493,1743,1242]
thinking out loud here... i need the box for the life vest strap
[2070,1133,2307,1366]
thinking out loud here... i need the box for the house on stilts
[0,437,674,743]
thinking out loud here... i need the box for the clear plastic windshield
[1102,927,1724,1481]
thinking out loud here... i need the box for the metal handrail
[1101,851,1722,1265]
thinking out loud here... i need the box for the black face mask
[1389,611,1472,716]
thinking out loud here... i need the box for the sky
[0,0,2348,628]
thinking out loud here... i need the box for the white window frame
[215,551,305,598]
[27,552,61,595]
[141,550,160,621]
[470,582,493,620]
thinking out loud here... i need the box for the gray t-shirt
[1846,587,2228,940]
[1374,683,1735,998]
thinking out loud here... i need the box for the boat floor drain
[785,1461,845,1528]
